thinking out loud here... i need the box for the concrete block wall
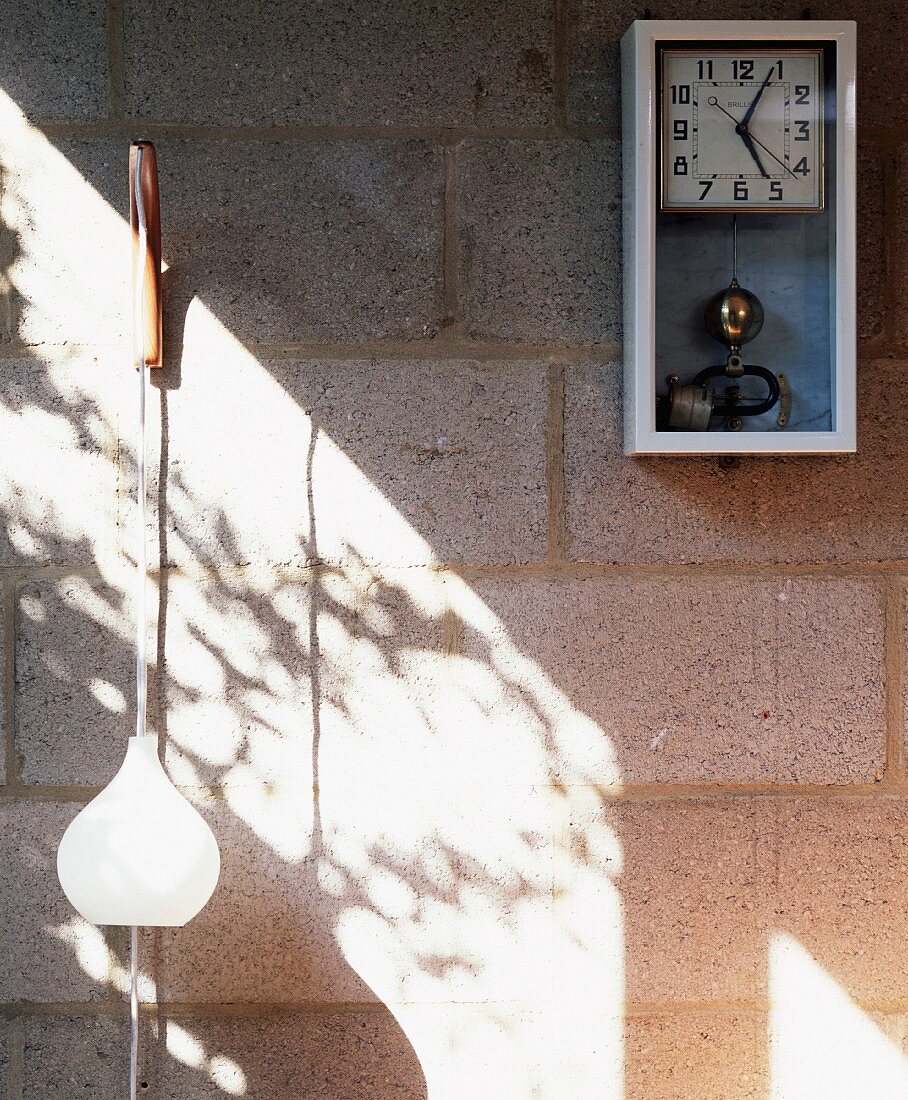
[1,1,907,1097]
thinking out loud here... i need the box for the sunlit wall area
[1,2,908,1099]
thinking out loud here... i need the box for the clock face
[661,48,825,211]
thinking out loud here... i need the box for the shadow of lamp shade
[57,735,220,925]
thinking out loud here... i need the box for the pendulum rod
[732,213,738,283]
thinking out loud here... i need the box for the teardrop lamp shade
[57,736,220,926]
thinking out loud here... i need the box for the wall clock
[621,21,856,454]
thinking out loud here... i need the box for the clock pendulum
[659,216,790,432]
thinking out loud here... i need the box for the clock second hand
[747,130,798,180]
[707,95,796,180]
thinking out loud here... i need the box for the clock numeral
[792,156,810,176]
[794,120,810,141]
[732,59,755,80]
[673,119,688,141]
[670,84,690,105]
[698,180,714,201]
[774,60,784,79]
[769,181,783,201]
[697,59,714,79]
[734,180,749,201]
[795,84,810,105]
[673,155,688,176]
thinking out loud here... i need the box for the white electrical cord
[130,142,150,1100]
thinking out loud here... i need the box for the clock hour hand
[739,130,769,178]
[707,97,768,178]
[741,68,774,128]
[746,131,798,179]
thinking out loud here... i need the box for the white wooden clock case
[621,20,856,455]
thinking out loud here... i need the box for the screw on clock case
[620,19,856,455]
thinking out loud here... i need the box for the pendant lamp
[56,141,220,1098]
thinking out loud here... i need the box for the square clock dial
[661,48,824,211]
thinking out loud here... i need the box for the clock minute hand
[741,68,774,128]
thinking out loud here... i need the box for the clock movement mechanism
[657,216,790,432]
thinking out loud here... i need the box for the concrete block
[126,355,547,567]
[17,578,133,786]
[566,359,908,564]
[0,1024,6,1097]
[3,135,442,348]
[16,573,319,790]
[858,140,885,342]
[0,803,112,1001]
[124,0,554,127]
[147,1011,427,1098]
[135,798,373,1005]
[567,0,821,128]
[16,568,453,795]
[0,0,107,122]
[458,140,622,345]
[564,796,908,1004]
[0,138,128,348]
[23,1016,129,1097]
[153,140,442,345]
[142,781,556,1008]
[812,0,908,129]
[892,145,908,346]
[626,1012,767,1100]
[0,357,119,565]
[464,576,885,784]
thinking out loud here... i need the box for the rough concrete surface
[1,1,906,1097]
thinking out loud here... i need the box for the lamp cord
[130,142,150,1100]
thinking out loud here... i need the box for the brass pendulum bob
[703,276,764,359]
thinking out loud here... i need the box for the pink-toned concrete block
[465,576,885,783]
[567,360,908,565]
[565,796,908,1005]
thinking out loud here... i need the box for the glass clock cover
[661,48,824,211]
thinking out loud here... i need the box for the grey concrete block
[567,0,815,128]
[17,579,133,786]
[139,781,554,1006]
[275,358,548,565]
[155,140,442,344]
[23,1012,427,1098]
[136,797,377,1003]
[18,568,450,790]
[23,1016,129,1097]
[466,575,885,784]
[566,359,908,564]
[0,1024,7,1097]
[124,0,554,128]
[458,140,622,345]
[0,0,107,122]
[0,141,128,348]
[127,358,547,567]
[0,358,119,565]
[149,1012,427,1098]
[0,803,111,1001]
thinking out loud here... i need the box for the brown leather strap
[129,141,162,368]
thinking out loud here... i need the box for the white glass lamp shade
[57,735,220,926]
